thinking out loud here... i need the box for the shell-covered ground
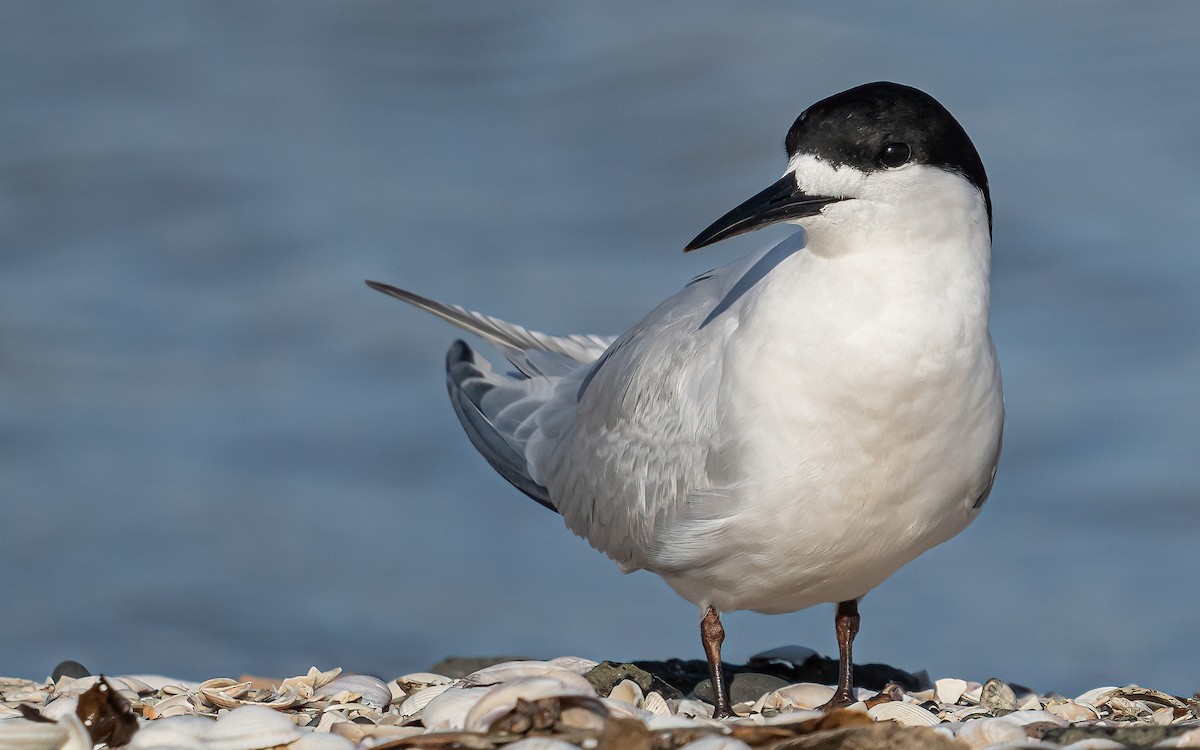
[3,650,1200,750]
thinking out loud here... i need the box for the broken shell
[955,716,1026,749]
[463,677,596,733]
[314,675,392,709]
[642,691,671,717]
[394,673,452,693]
[867,700,940,726]
[419,687,490,731]
[204,705,304,750]
[774,683,835,711]
[935,678,968,705]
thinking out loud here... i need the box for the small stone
[51,661,91,680]
[979,677,1018,713]
[693,672,789,706]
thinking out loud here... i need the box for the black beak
[684,174,845,252]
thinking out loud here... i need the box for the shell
[935,678,968,706]
[774,683,834,711]
[197,679,303,711]
[398,684,454,720]
[463,677,596,733]
[642,691,671,716]
[38,696,79,722]
[867,700,940,726]
[128,715,216,749]
[0,718,69,750]
[1074,687,1121,706]
[1153,728,1200,748]
[546,657,600,674]
[677,737,754,750]
[502,739,589,750]
[1046,700,1101,722]
[955,716,1027,749]
[314,675,392,709]
[1000,709,1069,727]
[460,663,593,693]
[288,733,356,750]
[1060,740,1129,749]
[204,705,304,750]
[419,687,490,731]
[608,679,643,706]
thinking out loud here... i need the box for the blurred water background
[2,2,1198,696]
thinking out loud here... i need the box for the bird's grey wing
[366,281,613,377]
[444,340,558,509]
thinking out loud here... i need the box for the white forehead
[786,153,870,197]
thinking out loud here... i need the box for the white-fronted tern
[368,81,1003,717]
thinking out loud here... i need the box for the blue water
[2,2,1198,697]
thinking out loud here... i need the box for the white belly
[651,243,1004,613]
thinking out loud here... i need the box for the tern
[368,82,1003,717]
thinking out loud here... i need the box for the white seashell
[460,662,594,693]
[1003,709,1069,727]
[676,739,748,748]
[867,701,941,727]
[774,683,835,711]
[1074,686,1121,706]
[58,713,93,750]
[128,714,216,749]
[502,738,588,750]
[642,691,671,716]
[463,677,596,733]
[677,736,753,750]
[397,683,453,720]
[935,678,968,705]
[599,698,652,722]
[672,698,716,720]
[546,656,600,674]
[1017,693,1043,711]
[39,696,79,721]
[395,673,452,690]
[204,705,304,750]
[329,724,424,743]
[419,687,490,731]
[0,718,68,750]
[1061,739,1130,749]
[288,732,356,750]
[314,675,392,709]
[761,709,823,726]
[608,679,643,706]
[955,716,1027,749]
[1046,700,1101,722]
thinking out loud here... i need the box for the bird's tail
[367,280,609,511]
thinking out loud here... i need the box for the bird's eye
[878,142,911,169]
